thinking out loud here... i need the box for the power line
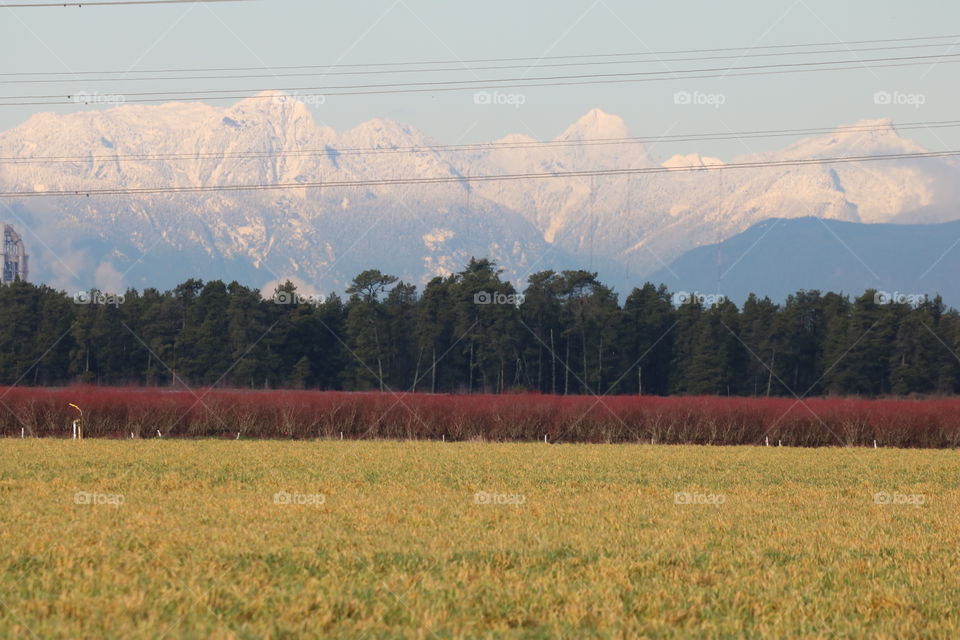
[3,41,956,85]
[4,51,958,106]
[2,0,251,7]
[2,149,957,198]
[3,120,959,166]
[3,32,957,75]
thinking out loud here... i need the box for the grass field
[1,440,959,638]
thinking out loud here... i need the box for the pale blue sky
[2,0,959,159]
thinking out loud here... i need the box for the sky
[2,0,960,160]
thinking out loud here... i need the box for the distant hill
[650,217,960,306]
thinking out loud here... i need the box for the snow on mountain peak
[823,118,900,145]
[844,117,895,131]
[558,108,631,141]
[494,133,538,146]
[1,95,958,296]
[777,118,922,159]
[663,153,725,170]
[225,90,315,124]
[343,117,427,148]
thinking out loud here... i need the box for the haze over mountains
[652,217,960,306]
[1,91,958,299]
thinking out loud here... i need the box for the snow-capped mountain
[1,92,957,296]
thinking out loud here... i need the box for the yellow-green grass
[1,440,959,639]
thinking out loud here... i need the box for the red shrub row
[2,387,960,447]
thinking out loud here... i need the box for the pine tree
[620,283,675,395]
[519,271,563,393]
[416,276,456,393]
[343,270,399,390]
[289,356,311,389]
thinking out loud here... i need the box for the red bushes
[2,386,960,447]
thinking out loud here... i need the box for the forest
[0,258,955,397]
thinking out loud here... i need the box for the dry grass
[1,440,959,638]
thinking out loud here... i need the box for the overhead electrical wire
[4,32,958,76]
[1,0,251,7]
[3,119,959,166]
[3,51,959,106]
[2,149,957,199]
[2,33,956,196]
[3,41,958,84]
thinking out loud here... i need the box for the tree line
[0,258,957,396]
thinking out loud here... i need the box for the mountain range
[651,217,960,306]
[1,92,958,299]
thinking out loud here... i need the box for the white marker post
[765,437,770,447]
[68,403,83,440]
[157,430,162,438]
